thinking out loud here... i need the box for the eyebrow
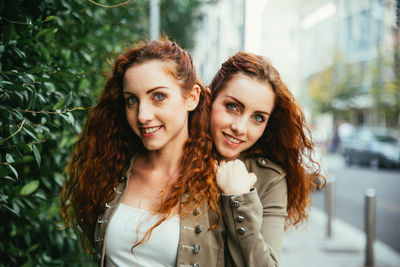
[123,86,169,95]
[226,95,270,115]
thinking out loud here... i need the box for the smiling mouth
[223,132,243,144]
[141,126,162,134]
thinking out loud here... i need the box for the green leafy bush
[0,0,202,265]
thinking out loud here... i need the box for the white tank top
[105,203,180,267]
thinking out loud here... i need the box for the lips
[222,132,244,145]
[140,125,162,136]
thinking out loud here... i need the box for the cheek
[211,105,228,128]
[249,125,266,144]
[125,108,138,126]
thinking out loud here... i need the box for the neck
[145,148,184,177]
[144,127,189,178]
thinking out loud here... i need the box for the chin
[219,149,239,160]
[143,142,162,151]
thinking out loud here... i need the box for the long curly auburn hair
[209,51,324,226]
[60,38,219,251]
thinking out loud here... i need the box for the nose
[230,117,246,135]
[137,102,154,124]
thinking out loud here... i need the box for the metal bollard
[325,176,335,238]
[365,188,376,267]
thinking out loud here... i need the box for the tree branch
[0,16,55,25]
[0,120,26,144]
[88,0,135,8]
[0,106,88,115]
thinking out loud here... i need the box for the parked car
[341,128,400,169]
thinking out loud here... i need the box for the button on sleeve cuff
[220,189,263,241]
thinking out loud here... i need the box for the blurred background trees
[307,49,400,131]
[0,0,202,265]
[308,50,400,129]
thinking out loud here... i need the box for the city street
[312,154,400,253]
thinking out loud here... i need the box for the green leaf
[23,128,39,141]
[28,87,36,109]
[60,112,74,125]
[44,82,56,91]
[27,244,39,253]
[32,144,41,166]
[38,43,50,61]
[46,204,59,219]
[53,99,65,110]
[65,91,73,107]
[36,28,54,39]
[0,194,8,203]
[8,164,18,178]
[20,180,40,196]
[6,153,14,163]
[45,16,56,21]
[21,259,35,267]
[2,175,16,182]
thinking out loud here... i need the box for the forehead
[123,60,180,91]
[218,74,275,111]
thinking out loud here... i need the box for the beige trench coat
[93,156,288,267]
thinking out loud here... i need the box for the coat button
[194,225,203,234]
[236,216,245,223]
[193,244,200,254]
[257,157,269,166]
[238,227,246,235]
[232,200,240,208]
[193,207,201,216]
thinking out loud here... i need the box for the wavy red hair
[209,52,324,226]
[60,38,219,251]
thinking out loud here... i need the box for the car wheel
[344,154,352,166]
[370,157,379,170]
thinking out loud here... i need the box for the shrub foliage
[0,0,201,265]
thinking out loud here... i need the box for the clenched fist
[216,159,257,195]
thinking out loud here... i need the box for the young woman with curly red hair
[208,51,323,266]
[60,39,223,266]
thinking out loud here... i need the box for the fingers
[249,172,257,186]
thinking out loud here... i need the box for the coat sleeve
[220,160,288,267]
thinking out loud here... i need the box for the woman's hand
[216,159,257,195]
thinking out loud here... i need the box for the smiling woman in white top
[60,38,220,266]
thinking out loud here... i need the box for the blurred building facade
[192,0,245,84]
[260,0,399,137]
[301,0,398,129]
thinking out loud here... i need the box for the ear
[187,84,201,111]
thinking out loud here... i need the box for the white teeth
[142,126,161,134]
[225,134,241,144]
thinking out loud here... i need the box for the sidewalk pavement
[280,207,400,267]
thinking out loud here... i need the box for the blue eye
[226,103,238,111]
[253,114,265,122]
[126,96,138,105]
[153,93,165,102]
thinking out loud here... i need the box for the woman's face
[123,60,199,151]
[210,74,275,160]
